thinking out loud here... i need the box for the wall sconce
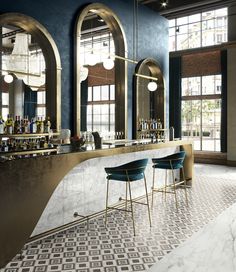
[135,73,158,92]
[147,81,158,92]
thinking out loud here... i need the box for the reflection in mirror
[134,58,165,140]
[79,12,116,139]
[76,3,127,139]
[0,25,46,123]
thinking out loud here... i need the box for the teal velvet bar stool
[151,151,188,209]
[104,158,151,236]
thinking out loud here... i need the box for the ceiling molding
[140,0,234,17]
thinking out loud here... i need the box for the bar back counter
[0,140,193,268]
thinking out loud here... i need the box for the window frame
[169,7,228,52]
[86,84,115,133]
[181,75,222,151]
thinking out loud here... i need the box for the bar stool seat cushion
[152,163,183,169]
[106,172,144,181]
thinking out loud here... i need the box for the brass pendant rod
[0,68,42,77]
[134,73,158,81]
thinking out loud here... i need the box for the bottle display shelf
[0,132,59,138]
[0,148,58,157]
[0,132,59,158]
[138,128,168,132]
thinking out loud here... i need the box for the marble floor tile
[2,164,236,272]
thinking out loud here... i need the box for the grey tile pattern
[3,169,236,272]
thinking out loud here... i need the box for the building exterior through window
[169,7,227,152]
[169,8,228,52]
[181,75,221,151]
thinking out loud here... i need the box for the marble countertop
[148,202,236,272]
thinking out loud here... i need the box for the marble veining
[32,147,178,236]
[148,201,236,272]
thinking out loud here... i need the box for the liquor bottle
[5,114,13,135]
[44,116,51,133]
[20,118,25,133]
[0,116,5,134]
[2,140,8,152]
[14,116,18,134]
[14,116,21,134]
[40,117,44,133]
[22,140,27,150]
[30,118,37,133]
[25,116,30,133]
[12,139,17,151]
[157,119,162,129]
[36,117,44,133]
[7,139,12,151]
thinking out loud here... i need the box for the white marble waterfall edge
[148,201,236,272]
[32,147,178,236]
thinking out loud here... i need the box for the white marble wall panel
[32,147,178,236]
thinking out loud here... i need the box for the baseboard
[226,160,236,167]
[194,151,227,165]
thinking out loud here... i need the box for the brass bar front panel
[0,140,193,268]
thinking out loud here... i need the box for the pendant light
[103,33,114,70]
[147,81,158,92]
[4,74,13,83]
[80,41,89,82]
[87,36,97,66]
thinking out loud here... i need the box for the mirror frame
[0,13,61,131]
[75,3,128,137]
[133,58,166,138]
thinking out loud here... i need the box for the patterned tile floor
[2,164,236,272]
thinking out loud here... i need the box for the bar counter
[0,140,193,268]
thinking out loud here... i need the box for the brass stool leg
[125,182,128,218]
[105,178,110,228]
[164,169,167,201]
[144,173,152,227]
[151,167,155,207]
[182,167,188,206]
[171,168,178,209]
[128,180,136,236]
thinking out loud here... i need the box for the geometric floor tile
[2,164,236,272]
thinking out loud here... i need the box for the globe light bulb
[80,66,89,82]
[87,53,97,66]
[103,58,114,70]
[4,74,14,83]
[147,81,158,92]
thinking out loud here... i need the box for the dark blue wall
[0,0,168,137]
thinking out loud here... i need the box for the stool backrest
[105,158,148,176]
[152,151,186,167]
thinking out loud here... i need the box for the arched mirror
[0,13,61,130]
[134,58,165,140]
[75,3,127,139]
